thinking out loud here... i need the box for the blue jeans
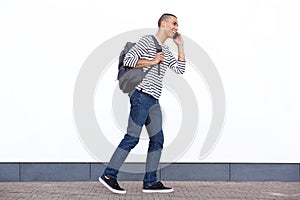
[103,89,164,187]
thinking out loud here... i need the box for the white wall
[0,0,300,162]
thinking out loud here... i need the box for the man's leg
[103,133,141,179]
[100,121,144,194]
[142,103,174,193]
[103,90,149,178]
[100,90,149,194]
[143,104,164,187]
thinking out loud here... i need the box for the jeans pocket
[130,90,141,108]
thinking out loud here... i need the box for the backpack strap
[150,35,162,76]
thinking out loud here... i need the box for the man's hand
[173,33,184,46]
[153,52,164,64]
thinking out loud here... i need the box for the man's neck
[155,30,168,44]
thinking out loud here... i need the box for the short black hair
[158,13,177,27]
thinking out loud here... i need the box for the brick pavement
[0,181,300,200]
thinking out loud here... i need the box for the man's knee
[118,134,140,151]
[149,131,164,151]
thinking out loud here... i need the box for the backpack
[117,35,161,93]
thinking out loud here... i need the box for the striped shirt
[123,35,186,99]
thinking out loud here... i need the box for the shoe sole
[142,188,174,193]
[98,177,126,194]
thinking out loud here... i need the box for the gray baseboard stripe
[0,163,299,182]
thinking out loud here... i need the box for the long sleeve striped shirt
[123,35,186,99]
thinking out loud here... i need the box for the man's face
[162,16,179,38]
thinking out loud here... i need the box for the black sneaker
[99,175,126,194]
[142,181,174,193]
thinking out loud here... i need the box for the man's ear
[161,20,167,28]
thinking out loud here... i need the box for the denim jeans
[103,89,164,187]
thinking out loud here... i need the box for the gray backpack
[117,35,161,93]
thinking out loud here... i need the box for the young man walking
[99,13,186,194]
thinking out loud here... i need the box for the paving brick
[0,181,300,199]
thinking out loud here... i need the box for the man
[99,13,185,194]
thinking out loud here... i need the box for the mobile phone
[173,32,179,39]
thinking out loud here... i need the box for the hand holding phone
[173,32,179,39]
[173,32,184,47]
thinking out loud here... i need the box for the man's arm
[167,34,186,74]
[124,36,165,68]
[136,52,164,68]
[174,34,185,62]
[123,36,149,68]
